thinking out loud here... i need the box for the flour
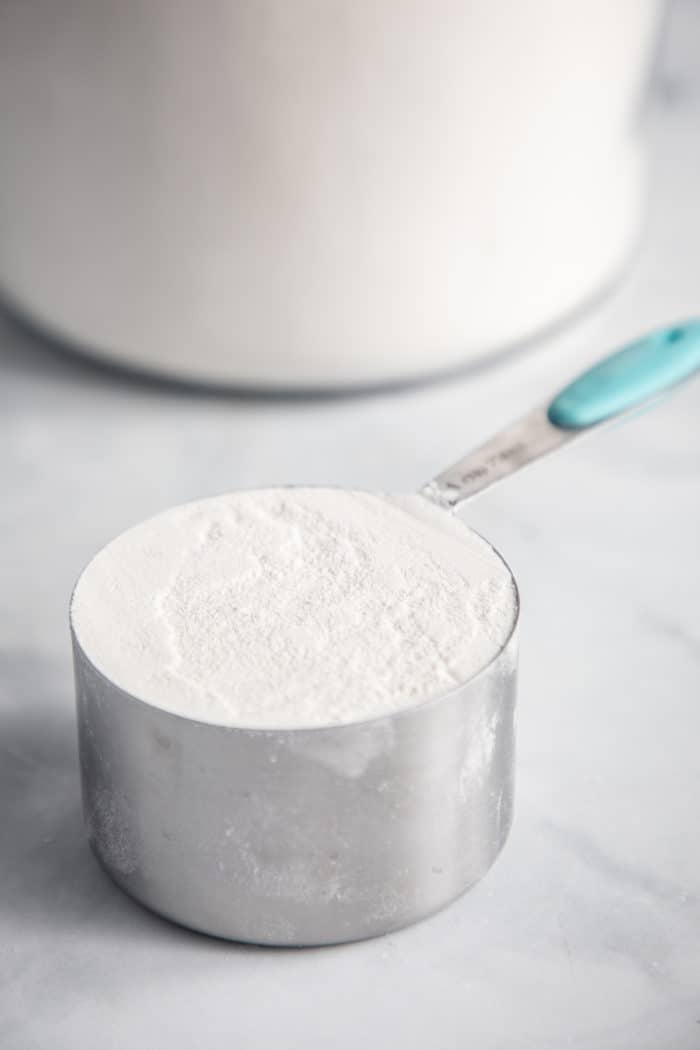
[71,489,517,728]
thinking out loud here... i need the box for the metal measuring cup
[71,322,700,944]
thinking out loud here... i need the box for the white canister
[0,1,661,388]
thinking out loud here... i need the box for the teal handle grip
[547,321,700,430]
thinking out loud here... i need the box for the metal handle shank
[422,320,700,512]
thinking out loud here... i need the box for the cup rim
[70,486,521,735]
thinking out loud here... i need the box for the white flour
[71,489,517,728]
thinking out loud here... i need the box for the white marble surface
[2,5,700,1048]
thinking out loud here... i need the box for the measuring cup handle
[547,321,700,430]
[423,320,700,511]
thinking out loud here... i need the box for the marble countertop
[2,6,699,1048]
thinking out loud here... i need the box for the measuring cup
[71,322,700,945]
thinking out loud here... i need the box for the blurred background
[1,2,699,1048]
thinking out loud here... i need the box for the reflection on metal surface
[423,407,576,511]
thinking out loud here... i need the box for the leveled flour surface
[71,489,517,727]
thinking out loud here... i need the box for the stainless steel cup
[70,318,700,946]
[72,563,518,946]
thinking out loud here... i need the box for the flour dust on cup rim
[70,487,519,730]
